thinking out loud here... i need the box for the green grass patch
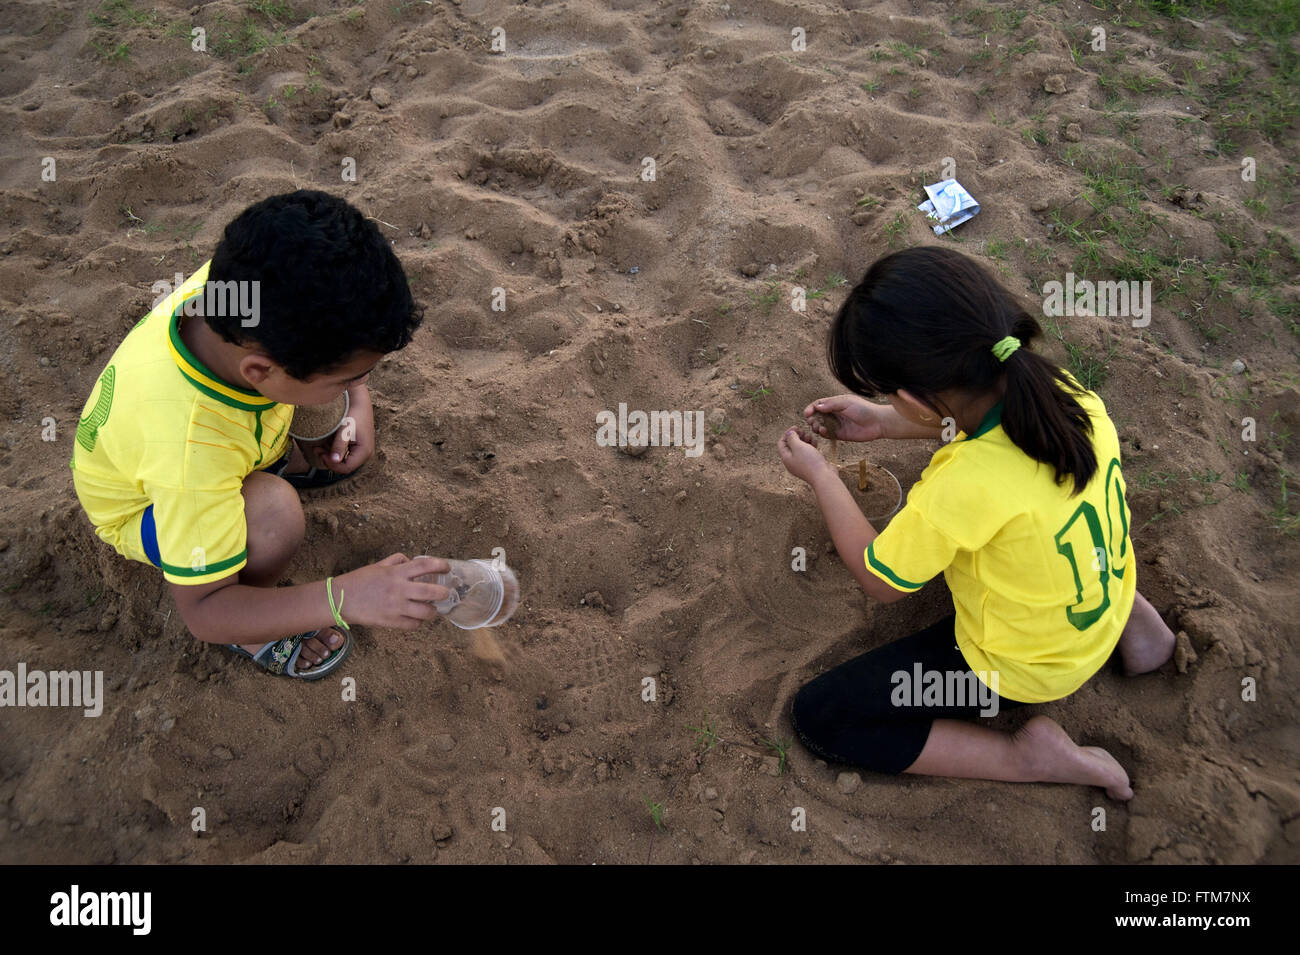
[1090,0,1299,149]
[208,2,310,65]
[89,0,159,29]
[1270,469,1300,534]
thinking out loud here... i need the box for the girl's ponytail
[999,315,1097,495]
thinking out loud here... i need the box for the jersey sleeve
[864,500,959,594]
[144,481,249,585]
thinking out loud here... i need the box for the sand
[290,393,349,440]
[1,0,1297,864]
[836,460,902,521]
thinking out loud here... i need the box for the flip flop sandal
[227,627,353,680]
[269,441,365,490]
[275,462,366,489]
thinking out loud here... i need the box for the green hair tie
[992,336,1021,362]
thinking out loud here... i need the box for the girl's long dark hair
[828,246,1097,494]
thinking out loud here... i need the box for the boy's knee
[242,471,305,546]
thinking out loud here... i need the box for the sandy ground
[1,0,1297,863]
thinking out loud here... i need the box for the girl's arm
[778,426,910,603]
[878,404,946,440]
[809,469,908,604]
[805,395,945,441]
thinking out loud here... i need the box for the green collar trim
[962,400,1003,441]
[167,298,275,412]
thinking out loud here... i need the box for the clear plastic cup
[413,557,519,629]
[289,390,350,441]
[836,462,903,522]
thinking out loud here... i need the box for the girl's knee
[790,681,825,738]
[791,682,927,775]
[790,681,850,757]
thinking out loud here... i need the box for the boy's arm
[169,555,447,644]
[170,576,344,644]
[342,379,373,459]
[808,470,908,604]
[313,382,375,473]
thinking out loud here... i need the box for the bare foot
[240,626,347,673]
[1014,715,1133,800]
[1118,591,1176,676]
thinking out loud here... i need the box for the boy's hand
[803,395,890,443]
[334,554,452,630]
[313,383,374,473]
[778,426,836,486]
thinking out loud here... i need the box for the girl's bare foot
[1118,591,1176,675]
[1014,715,1133,800]
[239,626,346,673]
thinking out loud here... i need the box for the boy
[70,190,450,679]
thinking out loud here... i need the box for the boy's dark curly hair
[206,190,423,380]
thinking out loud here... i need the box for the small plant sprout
[688,712,719,752]
[749,277,782,313]
[884,212,909,246]
[807,272,847,299]
[642,796,665,830]
[763,737,792,775]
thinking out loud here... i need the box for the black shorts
[790,614,1029,774]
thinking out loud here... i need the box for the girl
[776,246,1176,800]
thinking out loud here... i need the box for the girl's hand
[803,395,889,443]
[778,426,835,485]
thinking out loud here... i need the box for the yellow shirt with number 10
[864,374,1136,703]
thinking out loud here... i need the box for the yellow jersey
[864,377,1136,702]
[69,261,294,585]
